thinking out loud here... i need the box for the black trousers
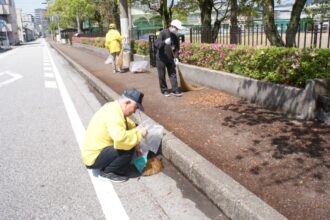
[86,146,135,175]
[156,60,179,93]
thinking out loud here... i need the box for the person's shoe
[162,91,171,97]
[99,171,129,183]
[172,90,183,97]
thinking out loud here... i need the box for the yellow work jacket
[104,29,123,53]
[82,101,142,166]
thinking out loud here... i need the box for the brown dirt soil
[54,42,330,220]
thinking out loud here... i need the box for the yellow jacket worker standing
[105,23,124,73]
[82,88,148,182]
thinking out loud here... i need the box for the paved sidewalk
[49,41,330,220]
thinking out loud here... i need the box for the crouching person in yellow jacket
[82,88,147,182]
[105,23,124,73]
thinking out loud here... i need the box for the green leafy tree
[89,0,119,32]
[304,0,330,21]
[134,0,175,27]
[171,0,199,22]
[47,0,95,33]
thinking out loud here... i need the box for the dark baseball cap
[123,88,144,111]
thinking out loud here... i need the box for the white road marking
[44,73,55,78]
[0,70,23,88]
[44,67,52,72]
[45,80,57,88]
[45,44,129,220]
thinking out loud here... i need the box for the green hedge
[179,42,330,87]
[131,40,149,56]
[73,37,330,88]
[74,37,105,48]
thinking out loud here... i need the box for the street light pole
[119,0,131,70]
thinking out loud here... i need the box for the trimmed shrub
[132,40,149,56]
[72,36,330,87]
[94,37,105,48]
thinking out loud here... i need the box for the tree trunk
[113,3,121,33]
[159,0,171,28]
[76,13,82,33]
[286,0,306,47]
[262,0,284,46]
[198,0,213,43]
[212,20,221,43]
[230,0,239,44]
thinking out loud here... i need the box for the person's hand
[138,126,148,138]
[135,145,143,156]
[174,58,179,65]
[164,37,171,45]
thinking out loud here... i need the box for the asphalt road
[0,39,227,220]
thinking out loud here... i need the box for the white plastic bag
[130,61,149,73]
[139,124,164,154]
[104,54,113,64]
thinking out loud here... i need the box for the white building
[15,8,23,42]
[21,13,37,41]
[0,0,19,46]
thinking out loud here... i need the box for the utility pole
[119,0,131,70]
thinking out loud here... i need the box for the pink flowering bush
[72,36,330,87]
[179,42,330,87]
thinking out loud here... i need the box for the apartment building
[35,8,48,37]
[0,0,19,46]
[15,8,23,42]
[22,13,37,42]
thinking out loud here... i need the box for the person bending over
[82,88,147,182]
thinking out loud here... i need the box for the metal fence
[188,20,330,48]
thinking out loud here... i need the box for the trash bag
[129,61,149,73]
[139,124,164,154]
[104,54,113,64]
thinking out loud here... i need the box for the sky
[14,0,47,15]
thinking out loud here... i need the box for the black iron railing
[188,20,330,48]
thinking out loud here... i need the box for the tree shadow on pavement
[219,101,330,186]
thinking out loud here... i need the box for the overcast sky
[14,0,46,15]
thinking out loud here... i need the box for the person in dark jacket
[154,19,183,97]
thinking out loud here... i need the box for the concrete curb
[50,43,287,220]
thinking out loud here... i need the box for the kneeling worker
[81,88,147,182]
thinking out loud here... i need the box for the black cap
[123,88,144,111]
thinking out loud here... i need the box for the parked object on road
[130,61,149,73]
